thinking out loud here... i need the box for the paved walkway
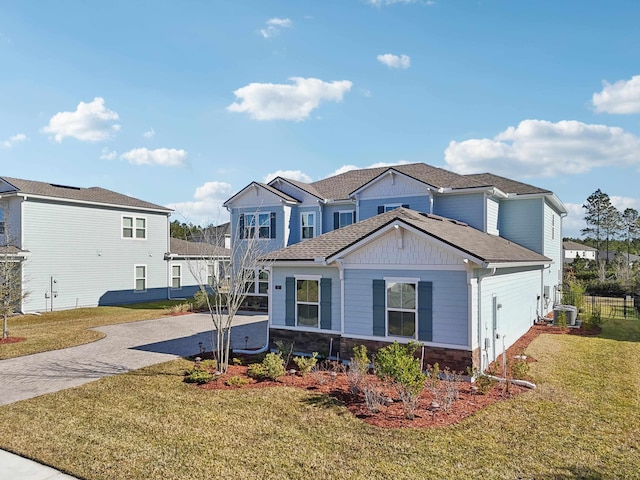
[0,312,268,479]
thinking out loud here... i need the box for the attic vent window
[49,183,81,190]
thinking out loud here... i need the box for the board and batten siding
[478,267,541,364]
[270,266,341,331]
[433,193,485,232]
[343,268,469,346]
[20,198,169,312]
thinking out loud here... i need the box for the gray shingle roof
[169,238,230,257]
[0,245,27,255]
[1,176,172,212]
[264,207,551,266]
[563,241,597,251]
[464,173,551,195]
[308,163,486,200]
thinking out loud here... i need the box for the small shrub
[184,370,212,384]
[433,367,461,412]
[511,358,530,380]
[248,352,285,380]
[475,374,496,394]
[225,375,250,387]
[426,363,440,391]
[275,340,295,368]
[293,352,318,376]
[232,357,243,366]
[375,341,426,419]
[347,345,370,393]
[247,363,267,380]
[192,290,213,310]
[582,306,603,331]
[362,382,387,414]
[556,310,567,329]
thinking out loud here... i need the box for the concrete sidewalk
[0,312,268,479]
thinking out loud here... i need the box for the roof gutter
[13,193,172,214]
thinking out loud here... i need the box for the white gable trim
[223,182,299,208]
[350,169,439,198]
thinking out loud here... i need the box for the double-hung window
[241,212,273,239]
[296,278,320,327]
[243,268,269,295]
[123,216,146,239]
[386,281,417,337]
[301,212,314,239]
[334,210,355,230]
[135,265,147,292]
[171,265,181,289]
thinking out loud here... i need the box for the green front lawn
[0,316,638,479]
[0,300,186,359]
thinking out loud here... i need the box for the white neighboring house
[563,241,598,263]
[0,176,228,313]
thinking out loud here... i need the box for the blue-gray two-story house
[223,163,567,371]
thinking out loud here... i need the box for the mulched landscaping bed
[189,323,596,429]
[0,336,26,344]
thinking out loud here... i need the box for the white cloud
[1,133,28,148]
[377,53,411,69]
[143,127,155,139]
[263,170,313,183]
[167,181,234,225]
[260,17,293,38]
[592,75,640,114]
[227,77,353,121]
[42,97,120,142]
[99,147,117,160]
[326,160,410,178]
[120,148,188,167]
[444,119,640,177]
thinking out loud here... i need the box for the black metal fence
[561,292,640,320]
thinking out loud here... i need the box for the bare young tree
[181,216,271,374]
[0,210,29,339]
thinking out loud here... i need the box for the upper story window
[0,207,5,236]
[123,216,146,239]
[377,204,409,214]
[333,210,355,230]
[239,212,276,239]
[301,212,315,239]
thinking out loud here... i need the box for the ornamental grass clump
[374,341,426,419]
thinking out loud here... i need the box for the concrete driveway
[0,311,268,406]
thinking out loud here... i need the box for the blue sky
[1,0,639,238]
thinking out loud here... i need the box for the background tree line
[564,189,640,296]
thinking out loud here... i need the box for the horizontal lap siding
[271,266,340,330]
[433,194,485,231]
[21,200,169,312]
[481,267,540,355]
[499,199,543,253]
[344,269,469,346]
[358,195,430,220]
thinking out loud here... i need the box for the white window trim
[244,212,272,240]
[383,203,403,212]
[122,215,147,240]
[244,267,269,296]
[385,278,418,339]
[300,212,315,240]
[338,210,355,228]
[295,275,322,328]
[171,264,182,290]
[134,264,147,292]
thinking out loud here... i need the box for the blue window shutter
[372,279,385,336]
[239,214,245,239]
[417,281,433,342]
[352,211,356,223]
[270,212,276,239]
[402,204,409,209]
[377,206,384,214]
[285,277,295,326]
[333,212,339,230]
[320,278,332,330]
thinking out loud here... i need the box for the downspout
[234,265,271,355]
[477,266,537,389]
